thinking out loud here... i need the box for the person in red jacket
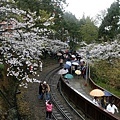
[45,100,53,119]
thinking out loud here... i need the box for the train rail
[50,74,86,120]
[38,64,119,120]
[43,66,86,120]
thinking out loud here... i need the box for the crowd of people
[57,50,119,115]
[92,96,119,114]
[37,50,119,119]
[57,50,87,80]
[37,50,87,119]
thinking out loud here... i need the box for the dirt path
[16,58,59,120]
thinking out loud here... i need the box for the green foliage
[13,0,66,38]
[2,0,99,45]
[90,59,120,97]
[79,17,98,44]
[60,12,99,49]
[2,0,119,45]
[38,10,51,22]
[0,64,4,70]
[80,17,98,43]
[62,12,82,50]
[98,1,120,41]
[97,82,120,97]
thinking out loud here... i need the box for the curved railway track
[43,66,86,120]
[37,63,119,120]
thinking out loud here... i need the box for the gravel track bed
[16,58,59,120]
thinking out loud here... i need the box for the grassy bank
[90,58,120,97]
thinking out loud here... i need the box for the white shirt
[93,99,100,106]
[106,104,119,114]
[40,62,43,67]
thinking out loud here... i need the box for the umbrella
[57,52,62,56]
[75,70,81,75]
[72,62,79,66]
[64,64,71,69]
[80,59,86,63]
[64,74,73,79]
[90,89,105,97]
[66,61,72,66]
[71,55,76,58]
[104,90,112,96]
[58,68,68,75]
[75,60,80,64]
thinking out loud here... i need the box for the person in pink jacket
[46,100,53,119]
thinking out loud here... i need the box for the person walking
[43,81,50,101]
[46,100,53,120]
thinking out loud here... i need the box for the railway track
[43,66,86,120]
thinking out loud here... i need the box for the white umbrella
[57,52,62,56]
[75,70,81,75]
[72,62,79,66]
[58,68,68,75]
[66,61,71,66]
[80,59,86,63]
[71,55,76,58]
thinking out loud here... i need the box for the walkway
[66,74,93,100]
[65,74,120,118]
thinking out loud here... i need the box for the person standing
[39,61,43,72]
[92,97,100,106]
[43,81,50,101]
[101,96,108,109]
[106,102,119,114]
[38,82,44,100]
[59,58,63,67]
[46,100,53,119]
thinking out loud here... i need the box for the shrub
[0,64,4,70]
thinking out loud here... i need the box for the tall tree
[79,17,98,44]
[62,12,81,50]
[95,10,107,26]
[98,1,120,41]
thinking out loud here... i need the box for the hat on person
[43,81,46,84]
[47,100,51,104]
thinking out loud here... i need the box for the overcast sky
[65,0,116,19]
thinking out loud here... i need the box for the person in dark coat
[39,82,44,100]
[101,96,107,109]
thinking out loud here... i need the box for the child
[46,100,53,119]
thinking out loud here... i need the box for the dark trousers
[46,111,52,118]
